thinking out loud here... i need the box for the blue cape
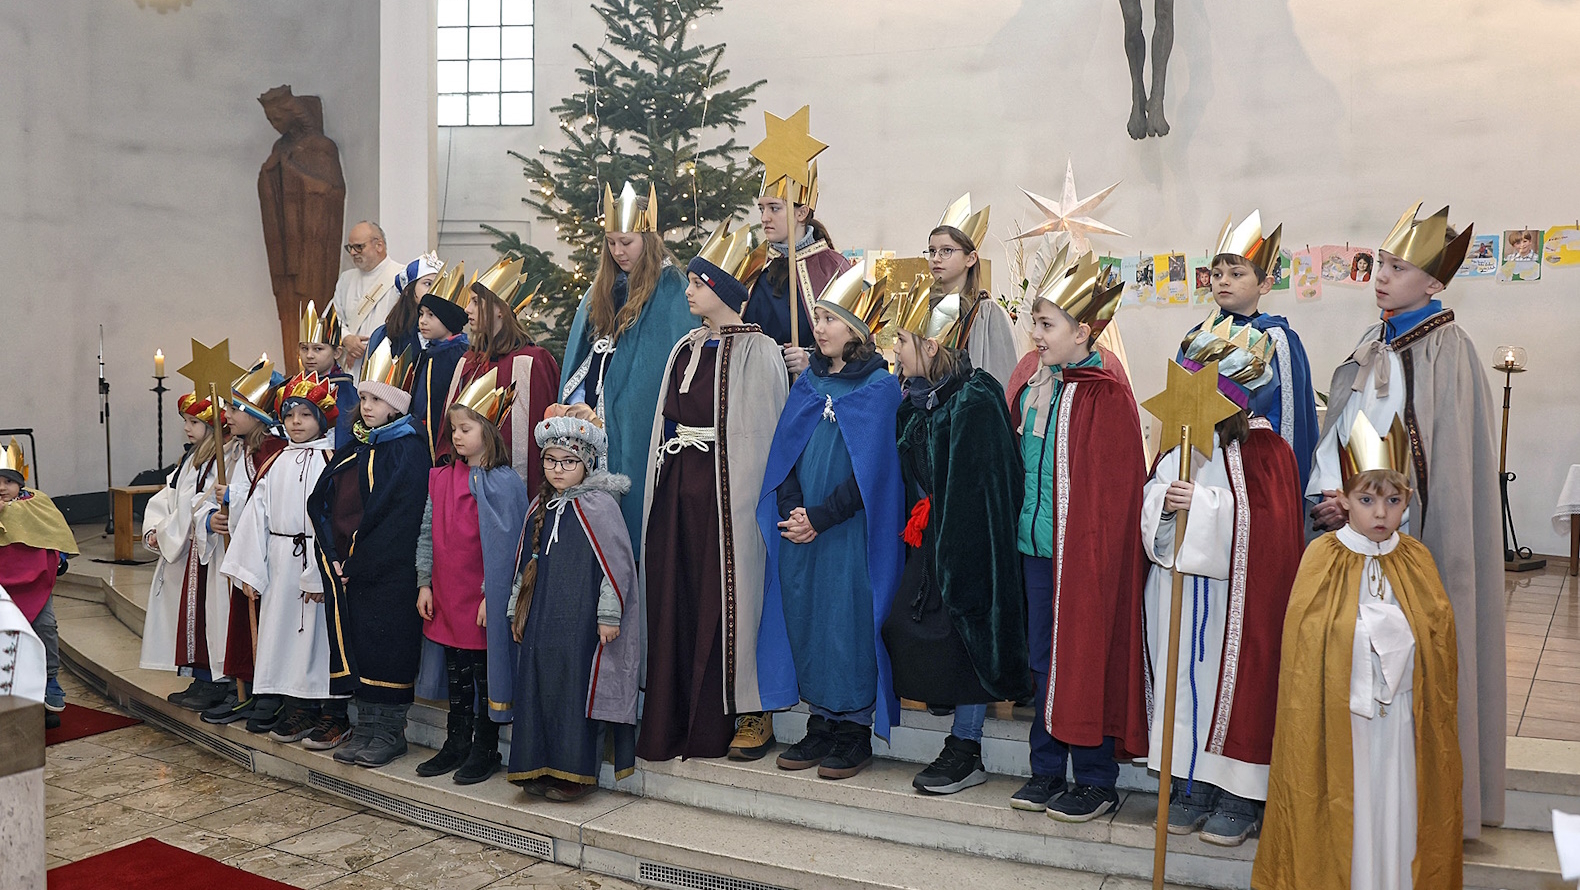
[755,367,905,738]
[558,265,697,556]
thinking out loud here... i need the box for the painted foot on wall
[1128,98,1149,140]
[1146,95,1170,136]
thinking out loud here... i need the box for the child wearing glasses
[412,374,532,786]
[506,406,641,802]
[923,196,1019,389]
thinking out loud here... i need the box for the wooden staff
[1151,422,1192,890]
[787,198,799,350]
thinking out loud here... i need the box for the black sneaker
[1200,791,1262,847]
[1046,783,1118,823]
[816,722,872,780]
[776,715,837,771]
[45,711,61,730]
[911,735,987,795]
[201,691,253,725]
[1166,777,1220,835]
[245,697,285,734]
[166,679,201,705]
[172,679,229,712]
[1010,774,1065,812]
[269,705,319,742]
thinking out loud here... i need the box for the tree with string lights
[485,0,764,360]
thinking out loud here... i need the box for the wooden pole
[1152,422,1194,890]
[787,198,800,350]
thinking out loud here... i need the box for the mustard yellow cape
[0,490,79,555]
[1252,532,1460,890]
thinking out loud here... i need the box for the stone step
[54,599,1566,890]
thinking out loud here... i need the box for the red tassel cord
[902,495,931,548]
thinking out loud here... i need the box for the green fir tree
[485,0,764,361]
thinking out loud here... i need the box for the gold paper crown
[426,261,473,311]
[359,340,417,388]
[451,367,516,427]
[1339,412,1411,485]
[887,283,965,349]
[937,193,991,250]
[1380,202,1475,286]
[603,182,659,234]
[1034,250,1124,334]
[1180,311,1276,389]
[815,263,885,341]
[1,437,28,484]
[761,160,820,211]
[1212,211,1284,277]
[231,354,277,414]
[694,219,759,278]
[300,300,342,348]
[471,256,526,302]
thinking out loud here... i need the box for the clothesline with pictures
[1093,220,1580,309]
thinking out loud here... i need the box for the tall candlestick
[155,349,165,377]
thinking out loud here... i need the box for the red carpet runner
[48,839,294,889]
[45,704,141,746]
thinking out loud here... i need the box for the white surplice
[139,442,232,674]
[1141,431,1269,801]
[219,436,334,699]
[332,257,400,376]
[1338,524,1417,890]
[1307,347,1410,532]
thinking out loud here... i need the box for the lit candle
[154,349,165,377]
[1504,349,1516,367]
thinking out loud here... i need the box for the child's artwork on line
[1320,246,1370,287]
[1119,255,1144,307]
[1155,253,1189,305]
[1499,229,1543,282]
[1191,257,1213,304]
[1270,249,1292,291]
[1292,249,1321,302]
[1457,234,1499,278]
[1542,225,1580,268]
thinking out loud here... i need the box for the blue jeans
[952,703,988,742]
[809,701,875,727]
[1025,555,1119,788]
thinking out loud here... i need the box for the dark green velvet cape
[895,368,1032,703]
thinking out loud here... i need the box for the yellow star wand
[1137,359,1240,890]
[176,339,246,536]
[750,106,827,350]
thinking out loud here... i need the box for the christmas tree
[485,0,765,360]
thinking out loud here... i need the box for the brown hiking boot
[728,713,774,761]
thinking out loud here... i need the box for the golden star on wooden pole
[176,338,248,398]
[1137,356,1240,890]
[750,105,827,190]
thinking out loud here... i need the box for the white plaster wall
[0,0,381,498]
[439,0,1580,557]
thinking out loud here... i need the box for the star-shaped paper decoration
[1140,359,1241,462]
[177,338,247,399]
[1011,160,1129,255]
[750,106,827,190]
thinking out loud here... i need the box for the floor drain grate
[638,861,786,890]
[123,699,256,770]
[307,770,555,860]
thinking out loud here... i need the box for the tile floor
[44,672,647,889]
[1506,563,1580,740]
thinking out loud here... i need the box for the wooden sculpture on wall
[258,84,346,363]
[1120,0,1173,139]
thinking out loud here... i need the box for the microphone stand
[100,326,115,534]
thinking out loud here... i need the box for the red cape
[1212,426,1304,764]
[1009,363,1149,756]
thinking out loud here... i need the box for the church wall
[440,0,1580,557]
[0,0,381,501]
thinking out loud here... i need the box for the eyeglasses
[542,455,584,471]
[344,239,380,255]
[923,247,963,260]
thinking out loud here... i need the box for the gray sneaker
[1167,777,1220,835]
[1200,791,1261,847]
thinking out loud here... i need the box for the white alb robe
[139,443,232,674]
[1141,431,1268,801]
[219,436,334,699]
[1307,349,1410,530]
[1338,524,1417,890]
[332,256,400,375]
